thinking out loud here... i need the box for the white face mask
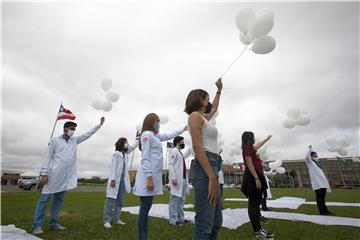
[154,122,160,132]
[67,130,75,137]
[313,157,319,162]
[124,143,129,149]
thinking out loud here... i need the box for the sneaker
[261,228,274,237]
[48,224,66,231]
[260,216,271,224]
[32,226,43,235]
[115,220,126,225]
[255,230,273,239]
[104,222,112,229]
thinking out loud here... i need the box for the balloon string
[272,126,284,135]
[220,45,248,78]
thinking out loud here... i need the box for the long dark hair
[184,89,209,115]
[115,137,127,153]
[241,131,255,153]
[138,113,160,151]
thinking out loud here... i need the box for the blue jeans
[32,191,66,229]
[138,196,154,240]
[189,152,223,240]
[103,179,126,223]
[168,179,187,224]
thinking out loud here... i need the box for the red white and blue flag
[57,105,76,120]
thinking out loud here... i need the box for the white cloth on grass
[1,225,42,240]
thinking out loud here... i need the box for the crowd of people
[31,78,332,240]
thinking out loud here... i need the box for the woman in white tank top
[185,78,223,240]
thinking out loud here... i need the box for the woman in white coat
[305,145,332,215]
[103,137,139,228]
[168,136,192,225]
[133,113,187,240]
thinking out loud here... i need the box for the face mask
[154,122,160,132]
[205,102,212,114]
[313,157,319,161]
[179,143,185,149]
[124,143,129,149]
[67,129,75,137]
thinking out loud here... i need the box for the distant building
[1,170,24,185]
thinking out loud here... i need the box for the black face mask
[179,143,185,149]
[205,102,212,114]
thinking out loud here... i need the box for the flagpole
[49,102,63,142]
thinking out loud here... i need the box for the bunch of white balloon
[283,108,311,129]
[235,8,276,54]
[326,137,351,156]
[268,159,286,174]
[92,78,119,112]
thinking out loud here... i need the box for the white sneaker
[104,222,112,228]
[116,220,126,225]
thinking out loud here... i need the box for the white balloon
[102,100,112,112]
[269,162,277,169]
[274,159,283,168]
[295,115,311,126]
[159,115,169,124]
[277,167,286,174]
[235,8,256,33]
[92,99,103,110]
[136,123,143,132]
[251,12,274,39]
[338,148,348,156]
[326,138,337,147]
[283,118,295,129]
[287,108,301,119]
[101,78,112,91]
[252,35,276,54]
[239,31,253,45]
[327,147,337,153]
[106,91,119,102]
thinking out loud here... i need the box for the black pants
[261,197,268,210]
[248,189,262,232]
[315,188,329,214]
[220,184,224,209]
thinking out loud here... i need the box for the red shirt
[242,146,264,176]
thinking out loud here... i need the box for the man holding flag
[31,105,105,236]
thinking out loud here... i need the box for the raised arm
[189,112,218,204]
[305,145,312,162]
[41,140,56,176]
[254,135,272,150]
[204,78,222,121]
[126,139,140,154]
[158,126,187,142]
[76,117,105,144]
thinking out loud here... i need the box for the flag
[57,105,76,120]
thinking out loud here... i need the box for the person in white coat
[31,117,105,235]
[168,136,192,225]
[305,145,332,215]
[103,137,139,228]
[132,113,187,240]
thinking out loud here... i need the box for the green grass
[1,188,360,240]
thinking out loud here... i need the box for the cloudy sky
[2,1,359,178]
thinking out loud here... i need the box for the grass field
[2,188,360,240]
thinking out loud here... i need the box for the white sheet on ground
[1,225,41,240]
[303,202,360,207]
[122,204,360,229]
[224,197,306,209]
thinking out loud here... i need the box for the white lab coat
[41,124,102,194]
[168,148,192,197]
[305,148,331,192]
[132,128,185,196]
[106,141,139,199]
[264,170,273,199]
[218,170,224,185]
